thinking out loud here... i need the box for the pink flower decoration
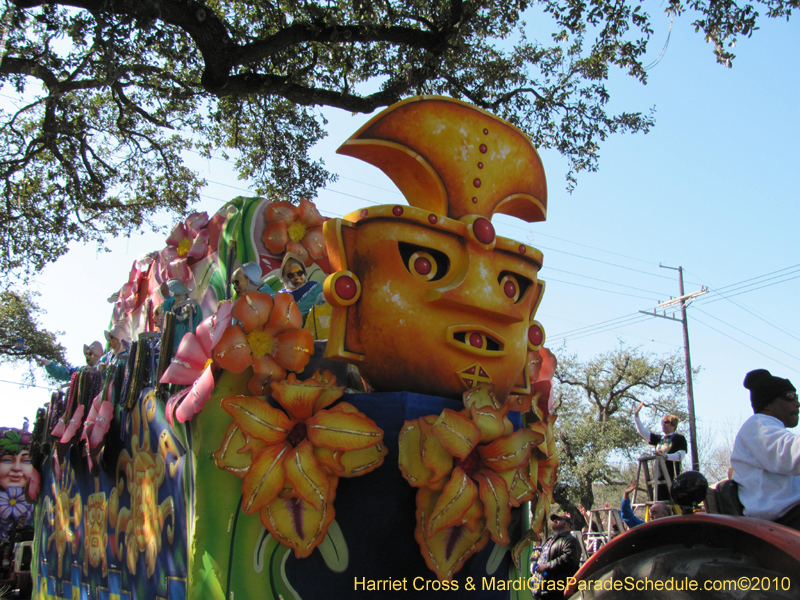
[58,404,85,444]
[161,302,233,424]
[262,199,325,267]
[26,469,40,502]
[161,212,210,283]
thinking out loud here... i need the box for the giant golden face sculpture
[324,97,547,401]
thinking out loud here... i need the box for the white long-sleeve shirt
[731,413,800,520]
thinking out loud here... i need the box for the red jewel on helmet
[392,205,404,216]
[469,333,483,348]
[428,214,438,224]
[473,218,495,244]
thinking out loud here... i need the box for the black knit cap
[743,369,796,413]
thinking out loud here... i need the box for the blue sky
[1,11,797,474]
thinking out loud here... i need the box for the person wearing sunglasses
[731,369,800,530]
[276,252,324,319]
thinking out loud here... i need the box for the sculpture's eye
[399,242,449,282]
[498,271,532,304]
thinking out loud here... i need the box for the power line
[545,276,661,301]
[691,316,800,376]
[685,267,800,343]
[546,266,667,296]
[693,307,800,363]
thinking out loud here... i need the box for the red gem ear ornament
[527,320,545,352]
[324,270,361,307]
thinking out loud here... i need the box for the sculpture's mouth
[447,326,505,355]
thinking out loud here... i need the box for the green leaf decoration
[486,540,508,575]
[199,552,226,600]
[317,519,349,573]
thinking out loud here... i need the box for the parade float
[13,95,800,600]
[23,96,558,600]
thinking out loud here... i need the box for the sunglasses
[782,391,798,402]
[287,270,304,279]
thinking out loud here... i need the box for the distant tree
[1,0,796,276]
[551,343,689,516]
[0,289,67,379]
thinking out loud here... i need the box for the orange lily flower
[213,291,315,395]
[262,199,325,267]
[398,385,544,580]
[217,372,386,557]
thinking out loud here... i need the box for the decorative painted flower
[398,385,545,581]
[262,199,325,267]
[0,486,33,522]
[161,211,211,282]
[161,302,233,424]
[215,371,386,557]
[213,292,314,396]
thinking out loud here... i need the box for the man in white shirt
[731,368,800,530]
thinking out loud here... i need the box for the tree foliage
[551,343,689,515]
[0,289,68,374]
[0,0,796,275]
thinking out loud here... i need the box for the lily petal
[418,416,453,491]
[214,424,264,479]
[415,487,489,582]
[478,428,544,472]
[270,373,340,422]
[242,443,289,514]
[426,467,478,538]
[260,485,335,559]
[468,401,511,444]
[284,440,330,511]
[431,409,481,460]
[306,402,383,451]
[337,443,387,477]
[398,420,435,488]
[474,469,511,545]
[220,396,292,444]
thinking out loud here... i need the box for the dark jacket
[534,532,581,599]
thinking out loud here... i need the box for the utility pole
[639,265,707,472]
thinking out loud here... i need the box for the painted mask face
[0,451,33,490]
[326,207,543,399]
[323,96,549,401]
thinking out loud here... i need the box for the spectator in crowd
[531,512,581,599]
[620,480,671,527]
